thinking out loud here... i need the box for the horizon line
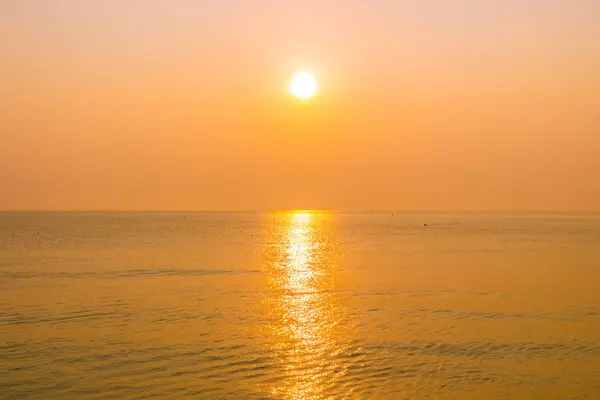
[1,209,599,214]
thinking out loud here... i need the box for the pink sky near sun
[1,0,599,211]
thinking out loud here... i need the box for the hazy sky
[1,1,599,211]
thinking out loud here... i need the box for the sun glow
[263,210,346,399]
[289,72,318,100]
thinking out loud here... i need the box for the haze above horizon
[2,1,599,211]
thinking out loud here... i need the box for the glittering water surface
[1,212,600,399]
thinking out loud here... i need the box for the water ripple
[1,268,261,280]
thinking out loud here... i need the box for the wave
[1,268,262,280]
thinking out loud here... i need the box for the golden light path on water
[263,211,352,400]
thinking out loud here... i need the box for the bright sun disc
[289,72,318,100]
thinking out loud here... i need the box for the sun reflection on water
[263,211,348,400]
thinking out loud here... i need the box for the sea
[1,212,599,399]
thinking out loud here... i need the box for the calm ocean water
[1,212,599,399]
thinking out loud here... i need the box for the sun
[289,72,318,100]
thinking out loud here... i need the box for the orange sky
[1,1,599,211]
